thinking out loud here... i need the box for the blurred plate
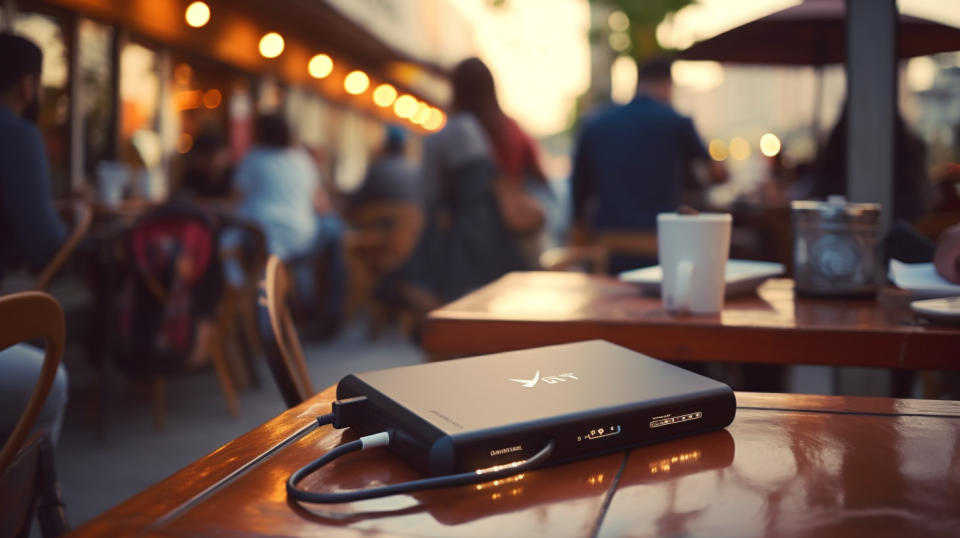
[888,260,960,298]
[910,296,960,324]
[619,260,785,297]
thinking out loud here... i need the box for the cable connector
[331,396,369,429]
[360,431,390,450]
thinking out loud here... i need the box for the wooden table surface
[423,272,960,370]
[71,386,960,537]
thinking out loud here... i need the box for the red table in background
[422,272,960,370]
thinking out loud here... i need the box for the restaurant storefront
[1,0,454,198]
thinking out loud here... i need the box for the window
[14,11,71,196]
[78,18,115,179]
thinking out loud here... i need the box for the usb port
[578,425,621,442]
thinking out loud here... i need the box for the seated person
[177,130,234,202]
[934,223,960,284]
[231,114,345,334]
[349,125,420,209]
[0,34,68,445]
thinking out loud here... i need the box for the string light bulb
[259,32,285,59]
[185,2,210,28]
[344,70,370,95]
[308,54,333,79]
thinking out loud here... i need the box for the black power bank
[336,340,736,476]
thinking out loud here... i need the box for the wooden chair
[596,230,658,261]
[539,245,609,274]
[256,255,315,408]
[539,230,658,275]
[216,219,269,389]
[0,292,69,537]
[116,211,239,429]
[345,202,424,337]
[34,200,93,291]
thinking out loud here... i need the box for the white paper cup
[657,213,732,314]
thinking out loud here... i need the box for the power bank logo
[508,370,578,388]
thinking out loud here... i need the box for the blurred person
[380,59,528,312]
[232,114,346,334]
[813,104,931,222]
[0,34,68,445]
[177,130,234,201]
[453,57,551,265]
[934,223,960,284]
[572,55,727,274]
[349,125,420,208]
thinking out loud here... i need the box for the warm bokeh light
[760,133,781,157]
[708,139,729,161]
[203,89,222,109]
[344,70,370,95]
[608,10,629,32]
[730,137,751,160]
[372,84,398,107]
[608,32,630,52]
[393,94,417,119]
[610,55,637,104]
[177,132,194,154]
[671,61,724,92]
[173,63,193,86]
[175,89,202,111]
[258,32,284,59]
[308,54,333,79]
[449,0,588,136]
[411,102,431,125]
[184,1,210,28]
[424,108,445,131]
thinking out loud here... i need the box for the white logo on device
[508,371,578,388]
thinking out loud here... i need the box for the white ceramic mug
[657,213,732,314]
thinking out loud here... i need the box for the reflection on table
[71,388,960,537]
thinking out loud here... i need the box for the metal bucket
[791,197,881,296]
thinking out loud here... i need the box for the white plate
[888,260,960,298]
[910,296,960,324]
[618,260,785,297]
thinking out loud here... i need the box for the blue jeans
[0,343,68,445]
[289,215,347,325]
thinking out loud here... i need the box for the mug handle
[674,260,694,312]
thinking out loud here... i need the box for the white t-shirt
[234,146,320,260]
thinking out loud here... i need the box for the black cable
[287,434,557,504]
[155,412,337,527]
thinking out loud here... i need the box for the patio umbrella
[679,0,960,66]
[678,0,960,141]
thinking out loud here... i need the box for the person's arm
[570,131,595,245]
[933,223,960,283]
[681,117,727,185]
[0,123,66,271]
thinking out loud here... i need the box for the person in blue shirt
[571,55,727,273]
[349,125,420,209]
[231,114,346,336]
[0,34,69,446]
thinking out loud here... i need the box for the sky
[448,0,591,136]
[449,0,960,138]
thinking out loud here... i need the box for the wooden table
[71,386,960,537]
[423,272,960,370]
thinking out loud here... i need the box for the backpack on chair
[113,206,222,375]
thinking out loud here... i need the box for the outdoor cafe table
[422,272,960,370]
[71,385,960,537]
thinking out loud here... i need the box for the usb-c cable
[286,398,556,504]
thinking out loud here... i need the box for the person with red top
[451,58,549,264]
[451,58,546,185]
